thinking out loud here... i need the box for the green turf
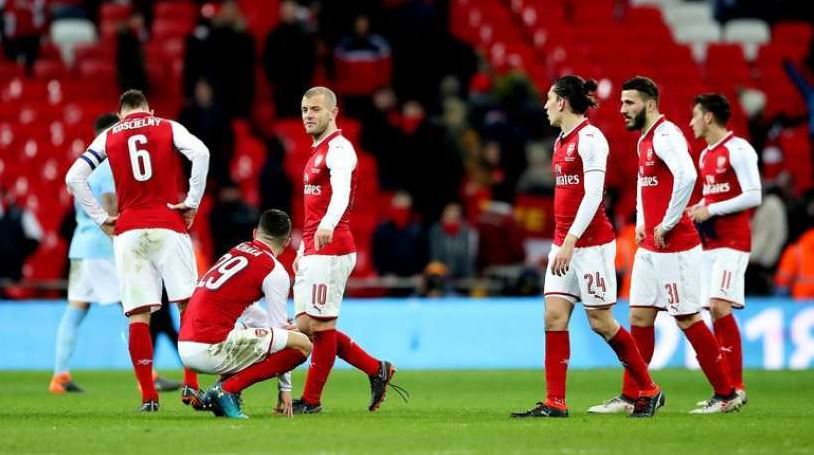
[1,369,812,454]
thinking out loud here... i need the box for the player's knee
[674,312,701,330]
[586,309,618,338]
[709,299,731,320]
[629,309,655,327]
[544,310,569,331]
[288,331,312,356]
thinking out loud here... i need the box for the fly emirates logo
[638,175,660,187]
[703,176,730,195]
[554,165,580,186]
[304,184,322,196]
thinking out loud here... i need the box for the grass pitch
[1,369,812,454]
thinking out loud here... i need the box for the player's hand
[552,235,577,276]
[167,202,198,229]
[688,204,712,222]
[100,215,119,236]
[314,228,333,251]
[275,390,293,417]
[653,224,668,249]
[635,225,645,245]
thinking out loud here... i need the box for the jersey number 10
[128,134,152,181]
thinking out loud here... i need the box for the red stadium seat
[33,59,71,80]
[100,2,131,24]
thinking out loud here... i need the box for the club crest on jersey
[645,148,655,166]
[565,143,576,162]
[716,155,727,173]
[255,329,269,337]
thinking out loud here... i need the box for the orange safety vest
[775,230,814,299]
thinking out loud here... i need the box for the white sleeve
[652,126,696,231]
[21,210,43,241]
[567,130,608,239]
[318,141,357,231]
[170,121,210,209]
[636,177,644,230]
[236,301,270,328]
[65,132,111,226]
[277,372,292,392]
[708,140,762,216]
[262,263,291,329]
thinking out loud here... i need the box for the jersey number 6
[128,134,152,181]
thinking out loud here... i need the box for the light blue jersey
[68,161,115,260]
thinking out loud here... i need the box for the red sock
[714,314,744,390]
[609,327,658,396]
[621,325,654,400]
[684,320,734,397]
[129,322,157,402]
[545,331,569,409]
[222,349,307,394]
[183,368,199,389]
[301,329,338,405]
[336,330,380,376]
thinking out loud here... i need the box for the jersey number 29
[198,254,249,290]
[128,134,152,181]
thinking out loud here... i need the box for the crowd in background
[1,0,813,299]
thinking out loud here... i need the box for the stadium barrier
[1,298,812,370]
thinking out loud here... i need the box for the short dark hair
[694,93,731,126]
[94,113,119,134]
[119,89,149,112]
[552,75,598,115]
[258,209,291,240]
[622,76,659,103]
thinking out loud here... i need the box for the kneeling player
[178,209,312,419]
[511,75,662,419]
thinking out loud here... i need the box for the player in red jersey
[688,93,761,407]
[589,77,744,414]
[179,209,312,419]
[65,90,209,412]
[511,76,663,419]
[292,87,403,414]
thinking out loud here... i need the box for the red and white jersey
[302,129,357,256]
[80,112,209,235]
[698,132,761,252]
[552,119,615,247]
[637,116,700,253]
[179,240,290,344]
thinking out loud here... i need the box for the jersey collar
[641,114,666,139]
[122,111,151,120]
[559,118,589,141]
[705,131,734,151]
[251,239,276,256]
[312,129,343,150]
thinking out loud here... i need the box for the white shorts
[544,241,617,307]
[700,248,749,308]
[178,326,289,375]
[630,246,702,316]
[67,259,120,305]
[113,228,197,316]
[293,253,356,319]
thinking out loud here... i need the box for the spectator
[774,228,814,300]
[258,134,292,216]
[429,203,474,279]
[371,191,427,278]
[184,0,255,118]
[475,201,525,272]
[748,185,789,295]
[179,78,233,187]
[1,0,47,72]
[516,141,554,195]
[0,189,42,296]
[334,14,392,102]
[209,185,258,260]
[263,0,316,118]
[116,13,149,93]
